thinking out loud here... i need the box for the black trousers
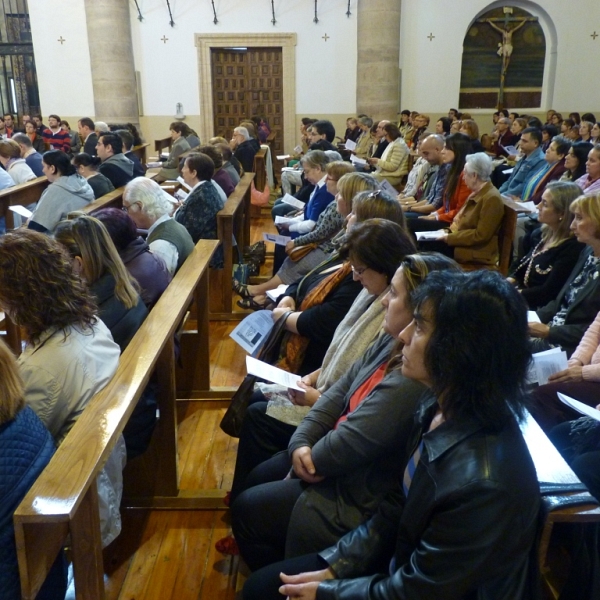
[231,451,307,571]
[243,553,327,600]
[230,393,297,503]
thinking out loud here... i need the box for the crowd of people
[2,103,600,599]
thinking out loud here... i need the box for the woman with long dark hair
[408,132,472,232]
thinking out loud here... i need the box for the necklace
[520,239,555,287]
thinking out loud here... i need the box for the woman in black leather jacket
[244,270,541,600]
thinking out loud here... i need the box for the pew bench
[14,239,220,600]
[0,176,49,230]
[130,142,150,165]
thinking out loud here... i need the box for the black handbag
[219,311,292,437]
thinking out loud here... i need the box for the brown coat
[446,181,505,266]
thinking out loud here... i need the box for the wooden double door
[211,47,284,159]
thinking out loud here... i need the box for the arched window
[459,6,545,110]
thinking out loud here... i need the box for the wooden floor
[95,208,278,600]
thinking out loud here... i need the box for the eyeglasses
[351,265,369,276]
[122,202,139,213]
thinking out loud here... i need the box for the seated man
[78,117,98,155]
[42,114,71,152]
[400,134,445,216]
[499,128,546,199]
[122,177,195,275]
[96,132,135,188]
[370,120,390,160]
[489,117,518,158]
[13,133,44,177]
[230,126,258,173]
[116,129,145,177]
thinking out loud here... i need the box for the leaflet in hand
[266,284,289,302]
[379,179,397,196]
[557,393,600,422]
[274,215,300,225]
[8,205,33,219]
[281,194,305,209]
[344,138,357,151]
[527,311,541,323]
[350,155,367,166]
[146,161,162,169]
[263,232,292,246]
[529,347,568,385]
[246,356,303,391]
[294,145,303,154]
[230,310,275,355]
[502,145,519,156]
[177,176,193,192]
[173,189,188,203]
[415,230,446,241]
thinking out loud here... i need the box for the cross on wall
[427,33,435,41]
[161,36,169,44]
[592,31,599,40]
[57,36,66,45]
[322,33,330,42]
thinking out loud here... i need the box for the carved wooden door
[211,47,283,158]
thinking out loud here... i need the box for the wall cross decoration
[161,36,169,44]
[427,33,435,41]
[57,36,66,45]
[322,33,330,42]
[592,31,599,40]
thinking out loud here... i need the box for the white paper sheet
[8,204,33,218]
[379,179,398,196]
[344,139,357,151]
[246,356,303,391]
[263,232,292,246]
[230,310,275,355]
[146,161,162,169]
[276,154,291,161]
[517,201,537,213]
[176,176,193,192]
[281,194,305,209]
[173,189,188,203]
[350,155,368,166]
[294,145,303,154]
[502,145,519,156]
[415,230,446,241]
[527,311,541,323]
[266,284,289,302]
[557,393,600,422]
[274,215,300,225]
[530,347,568,385]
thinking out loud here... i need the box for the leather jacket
[316,394,541,600]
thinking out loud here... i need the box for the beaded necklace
[520,238,559,287]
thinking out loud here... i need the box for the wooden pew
[130,142,149,164]
[14,239,220,600]
[209,172,254,319]
[253,147,267,194]
[0,176,49,230]
[520,411,600,595]
[154,136,172,156]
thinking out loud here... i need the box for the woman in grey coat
[230,252,459,571]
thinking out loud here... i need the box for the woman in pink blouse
[575,144,600,196]
[531,309,600,431]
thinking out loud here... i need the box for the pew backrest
[154,137,172,155]
[253,147,267,192]
[0,176,49,229]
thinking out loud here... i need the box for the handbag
[232,244,249,285]
[219,311,292,437]
[288,243,318,262]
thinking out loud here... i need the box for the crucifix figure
[486,18,527,60]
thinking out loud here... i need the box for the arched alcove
[459,2,557,110]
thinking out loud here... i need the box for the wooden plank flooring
[99,207,277,599]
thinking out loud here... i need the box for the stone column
[356,0,401,121]
[84,0,139,123]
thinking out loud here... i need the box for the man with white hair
[94,121,110,136]
[122,177,195,274]
[230,126,258,173]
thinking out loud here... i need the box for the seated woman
[72,152,115,198]
[580,121,595,143]
[157,122,191,181]
[25,119,45,153]
[244,270,540,600]
[407,132,472,233]
[54,216,154,459]
[175,152,225,268]
[368,122,409,187]
[459,119,484,152]
[0,338,67,600]
[508,182,585,310]
[225,252,459,520]
[230,222,425,571]
[575,143,600,196]
[530,308,600,431]
[417,152,504,268]
[198,144,235,197]
[237,163,357,307]
[529,193,600,357]
[0,229,123,547]
[93,208,171,309]
[0,139,36,184]
[526,135,571,204]
[592,122,600,145]
[28,150,94,233]
[123,176,195,274]
[561,141,593,182]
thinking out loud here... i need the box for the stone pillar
[356,0,401,121]
[84,0,139,123]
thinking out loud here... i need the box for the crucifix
[479,7,537,109]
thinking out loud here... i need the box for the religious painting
[459,6,545,110]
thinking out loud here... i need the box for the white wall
[400,0,600,113]
[28,0,95,117]
[131,0,358,117]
